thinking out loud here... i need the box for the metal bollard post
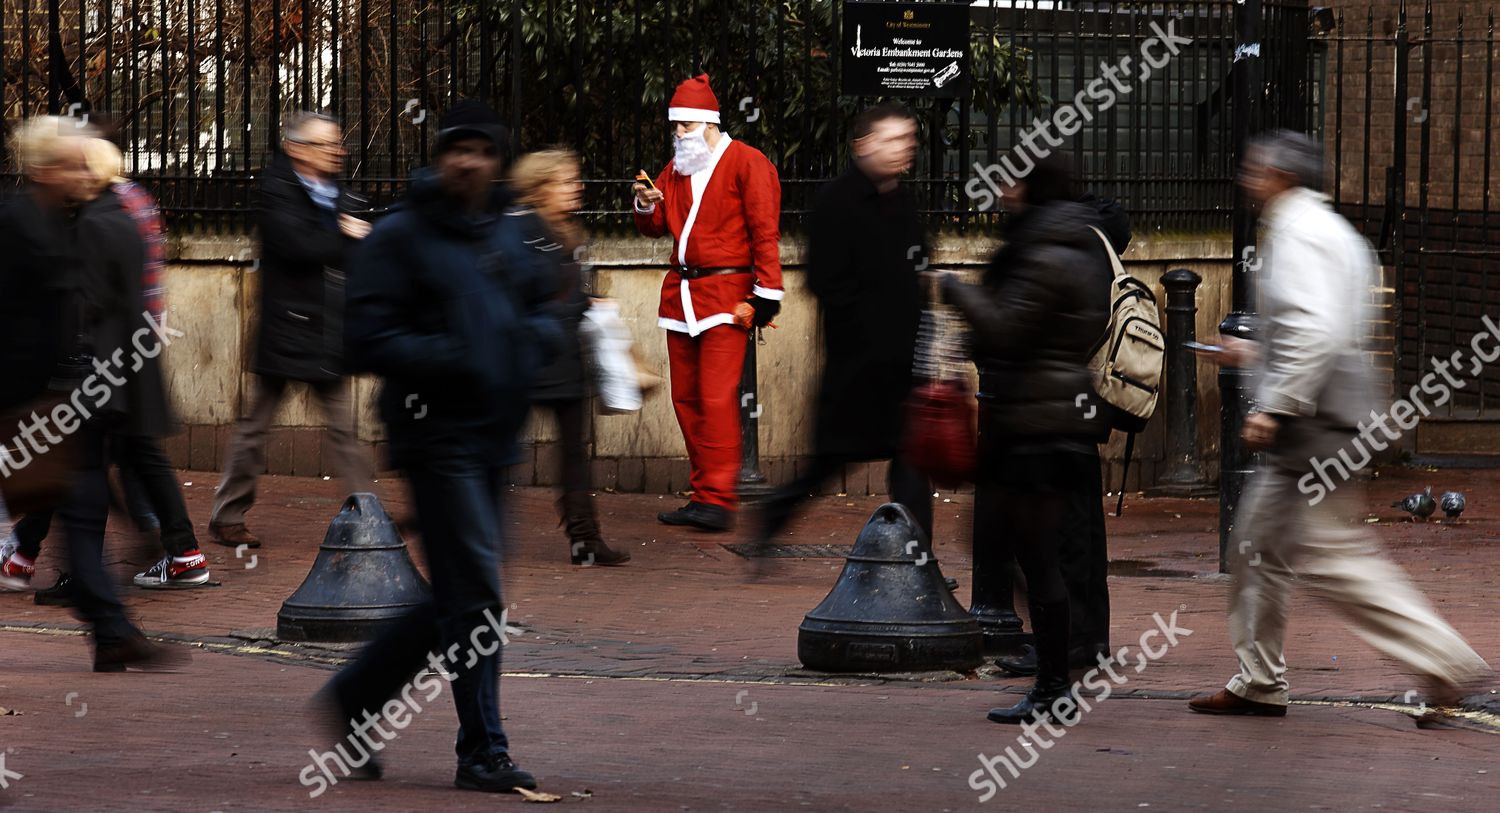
[1149,269,1214,498]
[738,330,775,505]
[1216,313,1258,573]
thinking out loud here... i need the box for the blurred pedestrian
[510,148,630,566]
[936,153,1114,724]
[748,102,932,550]
[990,190,1130,676]
[0,116,185,670]
[323,100,556,792]
[1188,131,1492,724]
[208,112,375,549]
[0,451,172,596]
[75,136,212,590]
[633,74,784,532]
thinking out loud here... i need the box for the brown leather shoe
[208,522,260,549]
[1187,688,1287,717]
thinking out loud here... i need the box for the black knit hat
[435,99,510,158]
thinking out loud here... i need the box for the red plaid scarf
[112,181,166,319]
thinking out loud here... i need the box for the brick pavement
[1,464,1498,811]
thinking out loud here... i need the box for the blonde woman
[509,149,629,566]
[77,136,212,591]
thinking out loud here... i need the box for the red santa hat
[668,74,721,125]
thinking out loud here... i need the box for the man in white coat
[1189,130,1491,725]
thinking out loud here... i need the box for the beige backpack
[1087,226,1164,433]
[1086,227,1164,514]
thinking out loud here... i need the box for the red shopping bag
[902,378,976,488]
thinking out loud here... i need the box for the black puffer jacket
[941,200,1115,444]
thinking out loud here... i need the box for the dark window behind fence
[2,0,1316,234]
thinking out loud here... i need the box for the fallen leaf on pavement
[516,788,563,803]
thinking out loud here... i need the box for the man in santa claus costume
[632,74,783,532]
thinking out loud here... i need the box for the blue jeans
[332,455,509,763]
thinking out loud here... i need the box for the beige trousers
[210,375,375,526]
[1225,421,1491,705]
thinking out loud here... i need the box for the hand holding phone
[633,170,663,208]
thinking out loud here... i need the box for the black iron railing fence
[1327,3,1500,418]
[0,0,1353,236]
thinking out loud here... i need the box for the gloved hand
[750,296,781,328]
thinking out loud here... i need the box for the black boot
[560,493,630,566]
[994,643,1107,677]
[988,601,1078,724]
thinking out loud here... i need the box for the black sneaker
[34,573,77,606]
[656,502,734,532]
[455,752,538,793]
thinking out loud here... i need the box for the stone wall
[160,228,1239,495]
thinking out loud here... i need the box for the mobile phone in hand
[1183,341,1225,354]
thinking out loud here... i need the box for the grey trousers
[1225,420,1491,705]
[210,375,374,526]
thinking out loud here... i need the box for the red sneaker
[0,548,35,591]
[133,550,212,589]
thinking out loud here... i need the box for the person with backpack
[934,153,1114,725]
[990,192,1159,678]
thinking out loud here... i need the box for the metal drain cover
[723,543,853,559]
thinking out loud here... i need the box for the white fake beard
[673,128,713,176]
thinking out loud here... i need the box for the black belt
[678,266,752,280]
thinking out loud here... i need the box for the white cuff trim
[633,198,657,215]
[752,286,785,302]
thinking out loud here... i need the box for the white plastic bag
[580,299,647,414]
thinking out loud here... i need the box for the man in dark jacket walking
[748,103,933,552]
[208,112,375,549]
[320,100,556,793]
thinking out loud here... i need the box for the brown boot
[559,492,630,566]
[208,522,261,549]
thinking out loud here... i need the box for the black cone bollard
[1149,269,1214,497]
[798,503,982,672]
[278,493,431,642]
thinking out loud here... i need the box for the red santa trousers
[667,325,748,510]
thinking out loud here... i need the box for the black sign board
[841,1,971,97]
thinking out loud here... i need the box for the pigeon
[1439,491,1466,520]
[1392,487,1436,521]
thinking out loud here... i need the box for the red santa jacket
[633,135,784,335]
